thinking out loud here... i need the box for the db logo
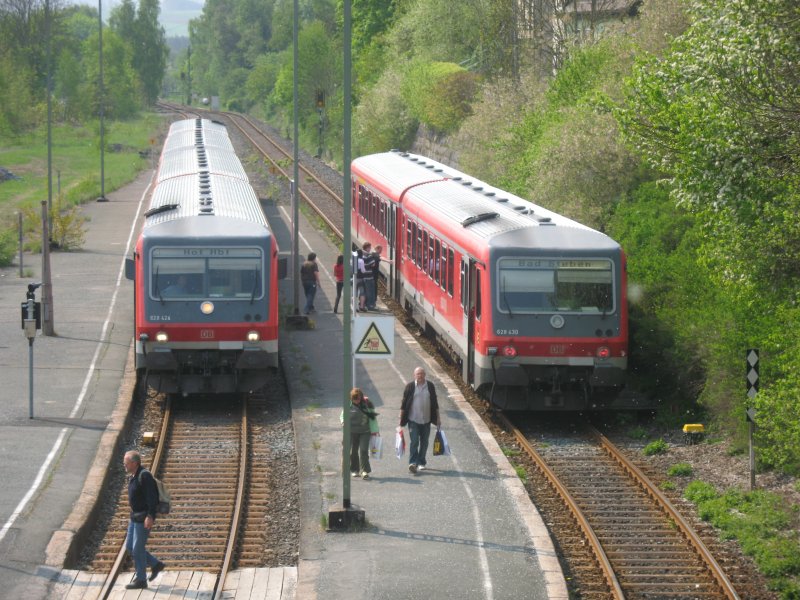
[550,344,566,354]
[200,329,215,339]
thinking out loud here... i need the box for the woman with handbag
[341,388,379,479]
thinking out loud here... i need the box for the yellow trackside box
[682,424,705,434]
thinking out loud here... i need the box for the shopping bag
[433,427,451,456]
[395,427,405,459]
[369,435,383,459]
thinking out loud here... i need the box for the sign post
[21,283,42,418]
[745,349,759,490]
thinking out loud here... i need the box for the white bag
[369,435,383,459]
[395,427,406,459]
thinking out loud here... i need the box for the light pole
[97,0,108,202]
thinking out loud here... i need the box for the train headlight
[155,331,169,343]
[200,301,215,315]
[596,346,610,360]
[247,330,260,342]
[501,345,517,358]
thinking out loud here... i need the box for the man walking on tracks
[399,367,441,473]
[123,450,166,589]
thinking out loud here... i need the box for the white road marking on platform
[0,174,153,544]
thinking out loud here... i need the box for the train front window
[497,258,613,314]
[150,248,263,301]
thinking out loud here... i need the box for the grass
[684,481,800,597]
[0,114,167,264]
[667,462,694,477]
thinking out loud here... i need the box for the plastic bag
[433,427,451,456]
[395,427,405,459]
[369,435,383,459]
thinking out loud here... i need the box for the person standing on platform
[399,367,440,473]
[333,254,344,313]
[300,252,320,314]
[361,242,376,310]
[123,450,166,589]
[342,388,379,479]
[354,248,367,311]
[369,245,384,309]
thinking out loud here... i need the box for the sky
[76,0,203,38]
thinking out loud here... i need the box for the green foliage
[642,439,668,456]
[667,462,693,477]
[0,226,15,267]
[627,426,648,440]
[685,481,800,596]
[354,68,417,155]
[753,369,800,475]
[400,61,480,134]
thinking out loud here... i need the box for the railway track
[500,414,740,600]
[90,392,273,599]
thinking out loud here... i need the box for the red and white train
[126,118,285,395]
[352,151,632,410]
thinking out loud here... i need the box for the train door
[462,258,479,385]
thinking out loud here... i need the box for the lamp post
[96,0,108,202]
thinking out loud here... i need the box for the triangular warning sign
[356,322,392,355]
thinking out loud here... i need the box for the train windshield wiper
[154,266,164,305]
[250,268,258,304]
[500,277,514,318]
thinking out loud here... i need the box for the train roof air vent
[199,207,214,214]
[496,197,508,202]
[532,214,553,224]
[461,181,472,186]
[144,203,179,217]
[451,176,462,181]
[461,212,498,227]
[472,186,483,191]
[484,191,496,197]
[434,168,443,173]
[425,165,435,169]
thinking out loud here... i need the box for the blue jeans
[408,421,432,467]
[302,282,317,313]
[125,519,159,582]
[364,277,376,308]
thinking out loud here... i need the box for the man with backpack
[123,450,166,589]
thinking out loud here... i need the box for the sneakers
[126,579,148,590]
[149,562,166,582]
[417,465,426,471]
[350,471,358,477]
[408,463,417,473]
[361,471,370,480]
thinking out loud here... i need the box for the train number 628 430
[495,329,519,335]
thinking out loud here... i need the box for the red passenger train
[126,118,285,395]
[352,151,633,410]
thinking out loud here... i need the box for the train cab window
[496,257,613,314]
[150,248,263,301]
[152,257,204,300]
[208,256,263,299]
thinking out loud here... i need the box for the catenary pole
[342,0,353,510]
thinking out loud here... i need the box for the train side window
[371,193,377,228]
[379,201,386,236]
[475,271,482,321]
[422,231,429,275]
[439,243,447,290]
[434,239,441,285]
[448,249,455,296]
[460,261,467,313]
[407,219,413,259]
[416,227,423,269]
[427,235,435,278]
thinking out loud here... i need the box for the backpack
[138,469,171,515]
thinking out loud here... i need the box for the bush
[0,226,16,266]
[667,462,693,477]
[400,61,480,134]
[642,439,668,456]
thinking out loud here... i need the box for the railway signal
[745,348,759,490]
